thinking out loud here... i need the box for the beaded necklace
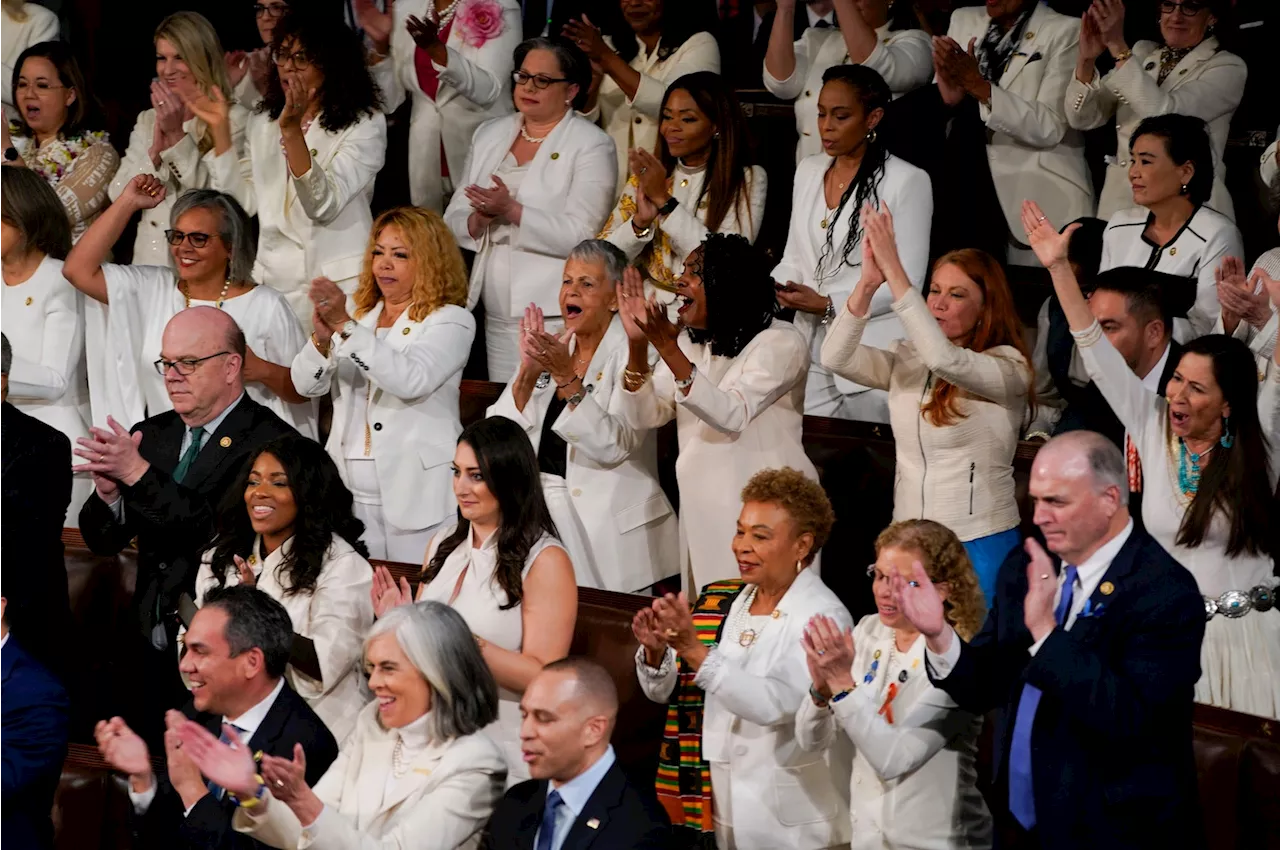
[726,584,781,648]
[1176,438,1213,497]
[181,278,233,309]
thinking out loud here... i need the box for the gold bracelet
[1112,48,1133,62]
[311,333,329,356]
[624,367,651,384]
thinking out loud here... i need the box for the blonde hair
[740,467,835,565]
[353,207,469,322]
[875,520,986,641]
[154,12,233,153]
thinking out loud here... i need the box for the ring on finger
[817,649,826,656]
[663,628,678,638]
[275,780,284,788]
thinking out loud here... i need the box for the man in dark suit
[894,431,1205,850]
[1,595,70,850]
[95,586,338,850]
[483,658,670,850]
[0,334,74,680]
[75,308,295,738]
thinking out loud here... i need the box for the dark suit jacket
[78,396,294,640]
[481,759,670,850]
[930,526,1205,850]
[137,681,338,850]
[1,637,70,850]
[1,402,73,678]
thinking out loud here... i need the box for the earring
[1220,415,1233,449]
[795,559,803,574]
[1180,183,1189,195]
[866,128,877,143]
[713,131,720,138]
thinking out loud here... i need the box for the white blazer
[291,302,476,534]
[763,23,933,162]
[211,108,387,323]
[1065,38,1246,221]
[1,3,57,119]
[947,4,1093,248]
[795,615,992,849]
[234,703,506,850]
[444,110,617,317]
[636,569,855,850]
[487,318,678,592]
[370,0,522,211]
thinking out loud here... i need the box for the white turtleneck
[384,711,434,800]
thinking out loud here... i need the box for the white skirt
[1196,592,1280,720]
[539,473,600,589]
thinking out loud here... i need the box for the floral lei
[11,125,109,184]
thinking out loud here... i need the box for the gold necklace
[182,278,233,309]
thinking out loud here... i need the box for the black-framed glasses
[512,70,568,90]
[271,47,311,69]
[164,229,212,248]
[253,2,288,18]
[1158,0,1208,15]
[154,352,232,376]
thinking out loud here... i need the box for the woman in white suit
[634,468,853,849]
[109,13,251,267]
[764,0,932,162]
[195,437,374,743]
[935,0,1092,265]
[183,602,506,850]
[1066,0,1245,221]
[193,14,387,325]
[445,37,616,381]
[292,207,476,564]
[798,519,992,850]
[358,0,522,212]
[771,65,931,424]
[488,240,678,592]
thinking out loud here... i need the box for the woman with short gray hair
[61,174,315,436]
[183,600,506,850]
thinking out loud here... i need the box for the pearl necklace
[519,125,549,144]
[428,0,464,28]
[727,584,781,648]
[182,278,232,309]
[391,737,410,778]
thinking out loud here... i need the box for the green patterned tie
[172,426,206,484]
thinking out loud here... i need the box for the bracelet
[228,775,268,808]
[808,685,830,708]
[556,374,581,390]
[1026,430,1051,442]
[631,220,654,238]
[831,686,856,704]
[310,333,329,355]
[623,367,651,387]
[674,364,697,392]
[1112,48,1133,62]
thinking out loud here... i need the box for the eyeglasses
[15,80,66,95]
[1159,0,1208,15]
[164,229,212,248]
[154,352,232,376]
[512,70,569,90]
[271,47,311,69]
[254,3,288,18]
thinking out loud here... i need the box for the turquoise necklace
[1177,439,1213,497]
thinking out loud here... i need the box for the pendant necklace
[391,738,409,778]
[182,278,232,309]
[1177,438,1212,497]
[729,584,781,648]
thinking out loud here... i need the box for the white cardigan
[369,0,522,211]
[1064,38,1245,221]
[211,108,387,323]
[487,317,678,592]
[234,703,506,850]
[444,110,617,317]
[291,302,475,534]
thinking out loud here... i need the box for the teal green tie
[172,426,206,484]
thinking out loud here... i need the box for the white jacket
[444,110,617,317]
[211,108,386,323]
[370,0,522,211]
[947,4,1093,247]
[291,302,475,533]
[1065,38,1246,221]
[487,318,678,592]
[1,3,57,119]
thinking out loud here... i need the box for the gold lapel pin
[550,152,560,160]
[24,296,33,306]
[770,610,781,619]
[402,327,411,335]
[1100,581,1115,596]
[220,436,232,447]
[1169,247,1178,256]
[586,818,600,830]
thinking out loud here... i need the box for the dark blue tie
[1008,564,1078,829]
[205,724,245,800]
[535,789,562,850]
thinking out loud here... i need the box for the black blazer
[930,526,1205,850]
[0,637,70,850]
[78,395,295,638]
[136,681,339,850]
[481,760,670,850]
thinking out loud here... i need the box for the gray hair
[365,601,499,741]
[1044,431,1129,507]
[170,189,256,282]
[1,333,10,375]
[566,239,629,286]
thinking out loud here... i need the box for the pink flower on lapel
[454,0,505,48]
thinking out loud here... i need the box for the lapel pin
[586,818,600,830]
[1100,581,1114,596]
[1146,62,1156,70]
[220,436,232,447]
[402,327,411,335]
[24,296,32,306]
[595,370,603,382]
[1169,247,1177,256]
[1024,31,1034,39]
[413,767,432,775]
[309,148,318,157]
[550,152,560,160]
[770,609,781,619]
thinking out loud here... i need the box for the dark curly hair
[260,12,382,133]
[208,436,369,597]
[686,232,778,358]
[423,418,559,611]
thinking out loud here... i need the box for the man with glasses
[77,307,295,747]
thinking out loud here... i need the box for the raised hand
[1254,267,1280,312]
[406,14,440,49]
[889,560,948,645]
[261,743,308,805]
[617,267,649,343]
[176,721,260,800]
[73,417,148,486]
[371,564,413,618]
[562,15,609,62]
[860,202,905,281]
[309,277,349,328]
[117,174,168,211]
[630,148,670,207]
[651,592,696,654]
[1215,256,1269,331]
[226,50,250,88]
[95,717,152,780]
[163,710,207,807]
[186,85,230,132]
[775,281,829,315]
[1078,8,1105,63]
[1090,0,1127,55]
[234,554,257,587]
[150,80,187,152]
[354,0,396,51]
[528,328,577,385]
[631,607,669,667]
[465,176,516,221]
[518,304,547,373]
[804,614,856,693]
[1022,538,1059,642]
[279,75,312,134]
[1021,200,1076,270]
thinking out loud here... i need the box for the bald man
[482,658,670,850]
[76,308,295,743]
[895,431,1205,850]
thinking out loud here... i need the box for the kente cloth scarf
[977,6,1033,82]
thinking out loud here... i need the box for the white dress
[89,263,315,436]
[417,526,565,784]
[2,255,93,526]
[1074,320,1280,720]
[476,153,532,381]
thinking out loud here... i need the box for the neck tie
[814,18,832,28]
[535,789,563,850]
[1008,564,1078,830]
[205,723,246,800]
[172,426,206,485]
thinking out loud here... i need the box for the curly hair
[207,436,369,597]
[686,232,777,358]
[353,207,469,322]
[875,519,985,640]
[260,12,381,133]
[10,42,106,139]
[740,467,835,565]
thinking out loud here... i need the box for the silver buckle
[1203,585,1277,621]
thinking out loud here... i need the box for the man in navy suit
[1,595,71,850]
[894,431,1205,850]
[482,658,670,850]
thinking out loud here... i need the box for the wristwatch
[820,297,836,326]
[657,196,679,217]
[337,319,357,340]
[3,146,17,162]
[674,364,697,392]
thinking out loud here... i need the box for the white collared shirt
[533,746,617,850]
[179,392,246,457]
[1139,342,1171,393]
[807,7,834,28]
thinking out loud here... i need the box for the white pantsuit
[487,318,678,592]
[369,0,522,211]
[211,109,386,324]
